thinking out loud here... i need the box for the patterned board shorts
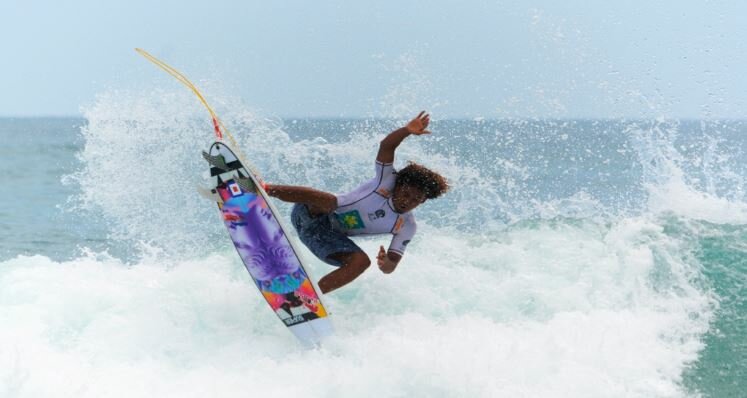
[290,203,363,267]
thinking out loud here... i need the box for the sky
[1,0,746,119]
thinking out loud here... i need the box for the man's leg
[272,185,369,293]
[317,251,371,294]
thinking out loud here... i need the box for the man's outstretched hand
[405,111,431,135]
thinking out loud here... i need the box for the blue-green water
[1,109,746,397]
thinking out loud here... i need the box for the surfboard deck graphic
[207,142,332,344]
[204,142,333,345]
[135,48,332,346]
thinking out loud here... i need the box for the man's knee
[348,251,371,271]
[329,251,370,272]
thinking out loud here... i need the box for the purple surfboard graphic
[205,142,331,343]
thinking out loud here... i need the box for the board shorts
[290,203,363,267]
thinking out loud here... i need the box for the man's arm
[264,184,337,215]
[376,111,431,164]
[376,245,402,274]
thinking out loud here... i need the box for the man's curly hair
[395,162,450,199]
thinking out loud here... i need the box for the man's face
[392,184,427,213]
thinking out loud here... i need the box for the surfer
[265,111,449,294]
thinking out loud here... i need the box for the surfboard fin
[202,151,230,171]
[234,175,257,193]
[197,186,223,203]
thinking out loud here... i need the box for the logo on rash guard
[336,210,366,229]
[368,209,386,221]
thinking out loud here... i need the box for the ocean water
[1,96,746,397]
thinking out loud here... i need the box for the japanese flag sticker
[228,182,242,197]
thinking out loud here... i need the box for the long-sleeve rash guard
[331,161,417,256]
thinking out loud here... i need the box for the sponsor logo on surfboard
[283,315,306,326]
[282,312,320,326]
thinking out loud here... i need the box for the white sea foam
[0,215,712,397]
[629,120,747,224]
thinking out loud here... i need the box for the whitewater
[1,91,745,397]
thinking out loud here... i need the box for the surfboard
[135,48,333,346]
[202,142,333,345]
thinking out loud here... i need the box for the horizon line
[2,114,747,122]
